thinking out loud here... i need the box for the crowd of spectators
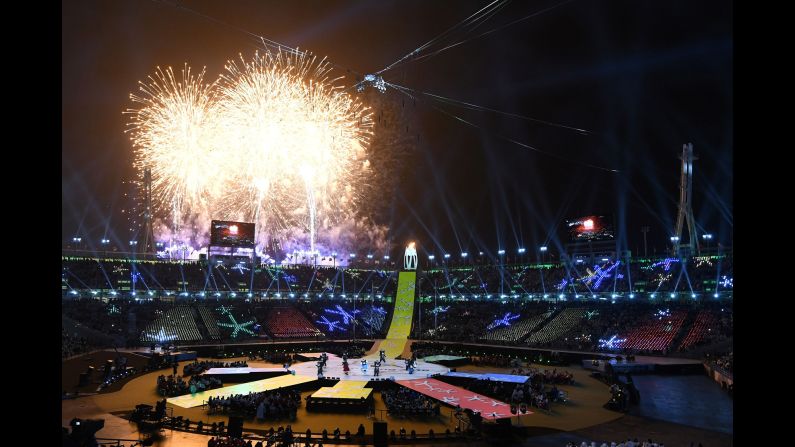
[62,254,732,358]
[62,329,91,359]
[381,387,441,417]
[566,440,669,447]
[207,389,301,420]
[708,351,733,374]
[62,254,731,298]
[63,258,399,296]
[463,366,572,412]
[157,374,223,397]
[183,360,248,376]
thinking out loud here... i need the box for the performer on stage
[343,360,350,375]
[361,359,368,372]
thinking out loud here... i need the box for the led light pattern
[487,312,520,330]
[217,312,256,338]
[324,304,360,325]
[598,334,626,349]
[316,315,343,332]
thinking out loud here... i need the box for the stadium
[63,1,732,447]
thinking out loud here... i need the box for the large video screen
[566,215,614,241]
[210,220,256,247]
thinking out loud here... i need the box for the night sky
[62,0,732,258]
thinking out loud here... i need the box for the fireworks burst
[126,50,375,254]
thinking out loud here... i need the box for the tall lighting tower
[673,143,699,255]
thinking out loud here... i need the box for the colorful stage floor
[310,380,373,400]
[291,353,449,381]
[397,377,519,420]
[364,271,416,360]
[443,371,530,383]
[167,374,316,408]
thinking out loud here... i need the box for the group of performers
[316,352,329,378]
[316,348,414,378]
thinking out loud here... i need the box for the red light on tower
[229,225,238,235]
[583,219,594,230]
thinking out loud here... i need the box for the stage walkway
[167,374,316,408]
[443,371,529,384]
[397,377,518,420]
[366,271,416,360]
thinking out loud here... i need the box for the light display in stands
[655,309,671,319]
[580,261,622,290]
[720,276,733,288]
[324,304,360,325]
[585,310,599,320]
[431,305,450,315]
[487,312,520,330]
[654,273,672,286]
[316,315,343,332]
[694,257,714,268]
[556,279,568,290]
[598,334,626,349]
[217,311,256,338]
[144,327,177,343]
[646,258,679,271]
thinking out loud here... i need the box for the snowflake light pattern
[431,305,450,315]
[324,304,360,325]
[598,334,626,349]
[144,327,177,343]
[316,315,343,332]
[487,312,520,330]
[217,312,256,338]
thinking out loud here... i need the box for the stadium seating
[617,309,687,352]
[678,309,719,351]
[140,306,203,342]
[264,306,322,338]
[197,305,222,340]
[526,308,588,345]
[481,312,551,342]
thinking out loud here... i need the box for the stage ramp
[368,271,416,359]
[167,374,316,408]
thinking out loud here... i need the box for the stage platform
[397,377,517,420]
[167,374,316,408]
[202,367,291,383]
[442,371,529,384]
[310,380,373,400]
[291,353,449,381]
[423,355,469,366]
[582,356,704,375]
[307,380,373,412]
[134,349,197,362]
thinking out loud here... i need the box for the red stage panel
[397,378,523,420]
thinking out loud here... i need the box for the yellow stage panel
[372,271,416,359]
[310,387,373,399]
[167,374,316,408]
[331,380,369,390]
